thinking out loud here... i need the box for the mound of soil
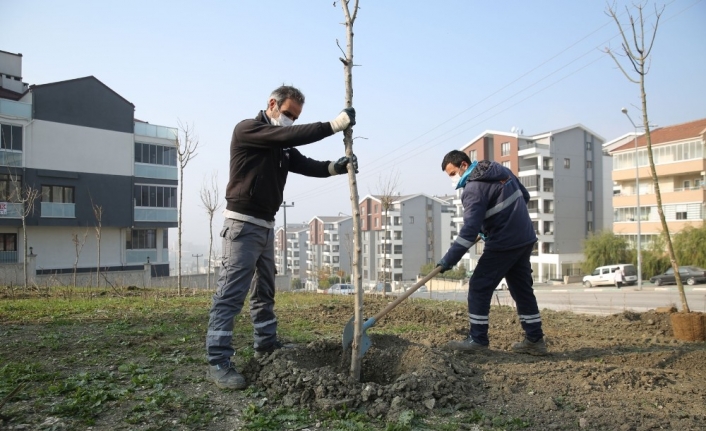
[243,300,706,430]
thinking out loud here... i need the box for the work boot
[511,337,548,356]
[254,340,296,359]
[445,337,489,352]
[207,361,247,390]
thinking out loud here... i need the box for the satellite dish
[510,126,516,133]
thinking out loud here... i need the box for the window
[542,242,555,253]
[0,124,23,151]
[586,142,592,151]
[543,178,553,192]
[587,201,593,211]
[587,181,593,192]
[134,185,177,207]
[543,200,554,214]
[126,228,157,249]
[375,218,379,228]
[469,150,477,161]
[587,221,593,231]
[0,233,17,252]
[41,185,74,203]
[564,158,570,169]
[586,161,593,169]
[502,160,511,169]
[134,142,177,166]
[501,142,511,156]
[409,216,414,224]
[543,221,553,234]
[0,174,21,202]
[163,229,168,248]
[542,157,554,170]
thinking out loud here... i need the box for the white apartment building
[274,223,308,280]
[359,194,455,286]
[305,215,352,289]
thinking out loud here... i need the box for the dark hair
[441,150,471,171]
[269,85,305,108]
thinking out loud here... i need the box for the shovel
[342,266,443,357]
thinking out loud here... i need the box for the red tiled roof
[611,117,706,153]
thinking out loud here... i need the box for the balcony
[134,207,178,222]
[0,202,23,218]
[41,202,75,218]
[0,150,22,167]
[134,163,178,180]
[0,99,31,120]
[518,142,549,157]
[0,250,18,263]
[126,249,160,264]
[134,122,177,140]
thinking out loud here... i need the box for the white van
[582,264,638,288]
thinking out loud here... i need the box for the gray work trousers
[206,218,278,365]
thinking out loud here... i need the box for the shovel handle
[371,266,443,323]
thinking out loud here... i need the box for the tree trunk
[178,165,184,295]
[340,0,363,381]
[208,214,214,290]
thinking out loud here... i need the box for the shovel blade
[342,316,372,357]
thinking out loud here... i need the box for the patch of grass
[242,404,312,430]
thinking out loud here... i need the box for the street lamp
[621,107,642,291]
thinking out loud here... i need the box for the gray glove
[330,107,356,133]
[328,154,358,175]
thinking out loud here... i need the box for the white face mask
[451,173,461,189]
[271,106,294,127]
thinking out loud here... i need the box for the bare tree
[604,2,690,312]
[91,199,103,288]
[9,173,39,290]
[375,171,400,297]
[175,121,199,295]
[337,0,365,380]
[200,171,222,290]
[71,229,89,287]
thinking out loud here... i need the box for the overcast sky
[2,0,705,259]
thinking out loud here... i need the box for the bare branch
[642,4,664,59]
[353,136,368,140]
[351,0,360,23]
[336,39,347,58]
[604,48,640,84]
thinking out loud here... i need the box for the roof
[531,123,605,141]
[0,87,24,101]
[309,215,352,223]
[460,124,605,152]
[610,117,706,153]
[30,76,135,107]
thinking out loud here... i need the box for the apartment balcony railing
[126,249,163,264]
[519,142,549,151]
[41,202,75,218]
[0,202,23,218]
[134,122,177,140]
[0,99,31,119]
[518,164,539,172]
[134,207,178,222]
[134,163,178,180]
[0,150,22,167]
[0,251,18,263]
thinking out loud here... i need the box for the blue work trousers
[206,219,278,365]
[467,242,543,345]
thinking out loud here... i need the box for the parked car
[649,266,706,286]
[417,285,428,293]
[329,283,355,295]
[582,264,638,288]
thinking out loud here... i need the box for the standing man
[207,85,357,389]
[614,268,624,289]
[438,150,547,355]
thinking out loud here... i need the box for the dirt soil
[2,294,705,430]
[243,299,706,430]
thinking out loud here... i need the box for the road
[406,283,706,316]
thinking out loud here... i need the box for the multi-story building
[359,194,455,286]
[274,223,308,280]
[458,125,610,281]
[610,117,705,246]
[0,50,177,277]
[305,215,352,288]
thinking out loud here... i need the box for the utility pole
[192,253,203,274]
[281,201,294,275]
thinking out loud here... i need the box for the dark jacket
[225,111,334,221]
[443,161,537,265]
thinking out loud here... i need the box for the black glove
[436,259,452,273]
[330,107,356,133]
[330,154,358,175]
